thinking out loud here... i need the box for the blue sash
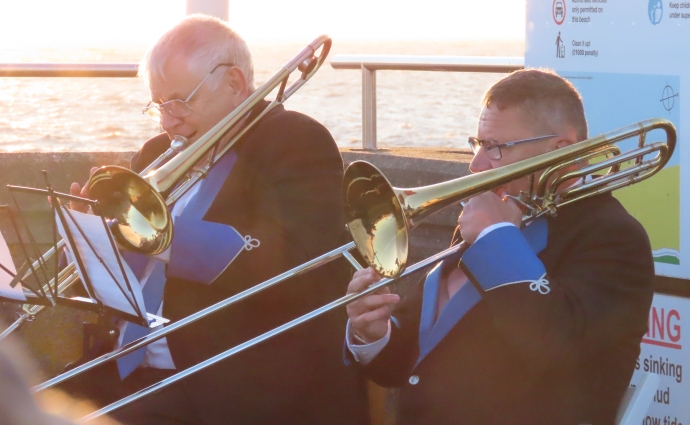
[415,218,548,367]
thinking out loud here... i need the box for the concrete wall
[0,152,131,248]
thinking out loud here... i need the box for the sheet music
[0,230,26,301]
[55,208,147,320]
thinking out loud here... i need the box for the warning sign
[631,294,690,425]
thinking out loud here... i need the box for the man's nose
[160,110,183,132]
[469,147,493,173]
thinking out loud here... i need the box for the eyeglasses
[467,134,558,160]
[142,63,234,123]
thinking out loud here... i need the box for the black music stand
[1,172,155,328]
[1,203,57,307]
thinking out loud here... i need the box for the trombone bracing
[1,35,332,339]
[35,117,675,422]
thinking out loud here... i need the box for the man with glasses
[343,69,654,424]
[67,15,369,425]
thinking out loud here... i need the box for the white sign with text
[632,294,690,425]
[526,0,688,279]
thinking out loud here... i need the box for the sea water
[0,40,523,152]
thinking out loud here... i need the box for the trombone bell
[88,166,172,255]
[343,161,409,278]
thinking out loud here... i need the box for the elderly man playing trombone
[65,15,369,425]
[345,69,655,425]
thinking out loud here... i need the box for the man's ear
[225,66,248,96]
[555,138,575,149]
[554,126,580,149]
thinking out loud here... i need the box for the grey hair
[139,14,254,91]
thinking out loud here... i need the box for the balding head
[140,14,254,91]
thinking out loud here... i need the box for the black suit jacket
[355,193,654,425]
[131,102,369,425]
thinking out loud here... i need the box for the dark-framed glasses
[142,62,235,123]
[467,134,558,160]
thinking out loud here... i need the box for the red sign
[553,0,566,25]
[642,307,682,350]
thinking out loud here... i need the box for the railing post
[361,65,377,150]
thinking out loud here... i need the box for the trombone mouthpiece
[171,135,189,152]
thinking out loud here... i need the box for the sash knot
[529,273,550,295]
[243,235,260,251]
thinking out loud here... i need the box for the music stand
[2,172,165,329]
[1,204,57,307]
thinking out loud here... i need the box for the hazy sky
[0,0,525,48]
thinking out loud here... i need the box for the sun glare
[0,0,524,50]
[0,0,525,153]
[0,0,186,49]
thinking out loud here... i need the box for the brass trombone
[87,34,334,255]
[0,35,332,339]
[343,118,676,278]
[33,118,674,422]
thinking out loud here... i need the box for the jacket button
[408,375,419,385]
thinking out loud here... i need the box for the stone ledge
[0,149,472,244]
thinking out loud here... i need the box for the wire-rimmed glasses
[142,63,235,123]
[467,134,558,160]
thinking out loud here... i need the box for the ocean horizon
[0,39,524,152]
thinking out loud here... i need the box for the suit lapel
[417,262,443,350]
[416,278,482,367]
[415,217,549,367]
[181,150,238,220]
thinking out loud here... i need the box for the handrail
[330,55,525,150]
[0,63,138,78]
[330,55,524,72]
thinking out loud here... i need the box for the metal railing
[0,63,138,78]
[330,55,524,150]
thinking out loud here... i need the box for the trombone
[0,35,332,339]
[34,118,675,422]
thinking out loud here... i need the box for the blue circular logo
[648,0,663,25]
